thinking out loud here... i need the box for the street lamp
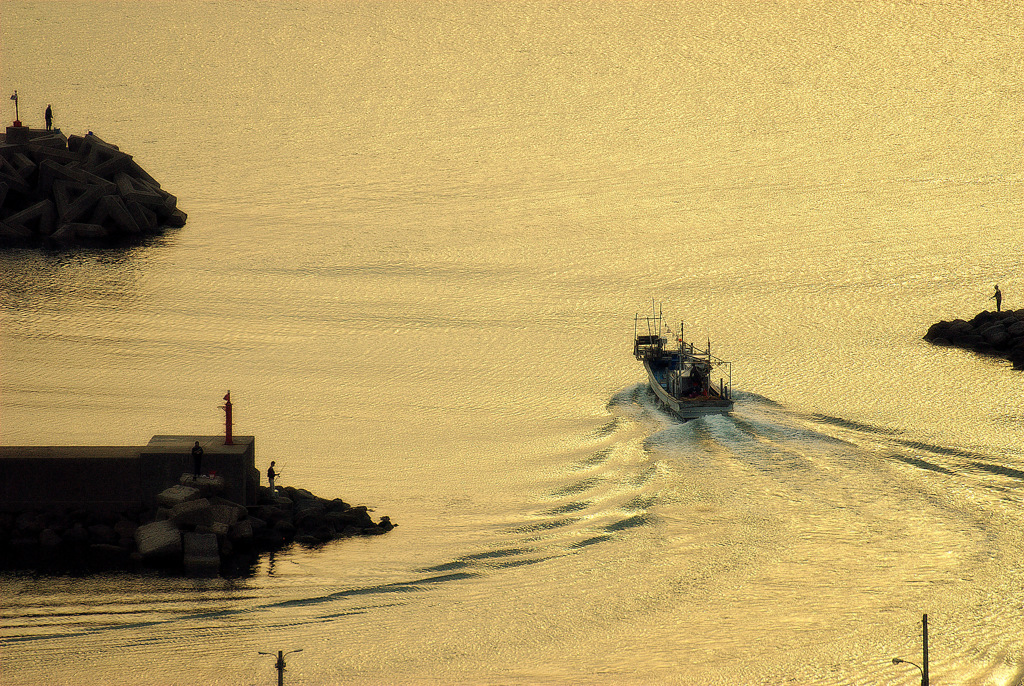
[891,613,929,686]
[258,648,302,686]
[892,657,924,684]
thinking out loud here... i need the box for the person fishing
[267,460,278,493]
[992,284,1002,312]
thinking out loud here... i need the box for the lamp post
[892,657,924,684]
[258,648,302,686]
[891,613,929,686]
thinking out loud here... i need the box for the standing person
[192,440,204,477]
[44,104,52,131]
[267,461,277,494]
[992,284,1002,312]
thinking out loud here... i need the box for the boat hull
[643,359,734,419]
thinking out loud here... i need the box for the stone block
[229,519,253,543]
[0,221,35,244]
[0,142,21,160]
[0,158,33,194]
[65,222,110,240]
[170,497,213,528]
[83,145,133,179]
[91,194,141,235]
[135,519,182,560]
[209,498,244,527]
[27,145,77,166]
[183,531,220,577]
[165,208,187,228]
[118,176,165,211]
[5,199,56,236]
[36,158,116,198]
[67,134,87,153]
[126,158,160,188]
[157,484,200,508]
[53,179,110,223]
[126,200,158,232]
[155,191,178,219]
[47,224,76,243]
[34,158,69,196]
[193,475,226,499]
[74,133,120,159]
[114,171,162,204]
[24,132,69,152]
[983,327,1010,349]
[8,152,36,180]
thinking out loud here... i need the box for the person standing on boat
[992,284,1002,312]
[267,460,277,494]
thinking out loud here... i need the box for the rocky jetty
[924,309,1024,369]
[0,479,395,577]
[0,128,185,247]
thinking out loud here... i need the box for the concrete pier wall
[142,435,258,507]
[0,436,257,511]
[0,446,143,510]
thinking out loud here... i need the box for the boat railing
[634,308,734,401]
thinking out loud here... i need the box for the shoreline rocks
[0,481,396,578]
[924,309,1024,369]
[0,129,186,247]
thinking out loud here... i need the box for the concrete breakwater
[0,435,394,577]
[924,309,1024,369]
[1,479,396,577]
[0,126,185,246]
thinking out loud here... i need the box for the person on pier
[191,441,204,477]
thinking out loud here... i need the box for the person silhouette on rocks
[44,104,52,131]
[267,461,277,494]
[992,284,1002,312]
[192,440,204,477]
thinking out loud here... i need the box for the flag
[9,92,16,102]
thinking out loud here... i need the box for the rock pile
[923,309,1024,369]
[0,129,186,246]
[0,479,395,577]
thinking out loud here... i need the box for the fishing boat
[633,306,734,419]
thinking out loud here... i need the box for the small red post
[222,391,233,445]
